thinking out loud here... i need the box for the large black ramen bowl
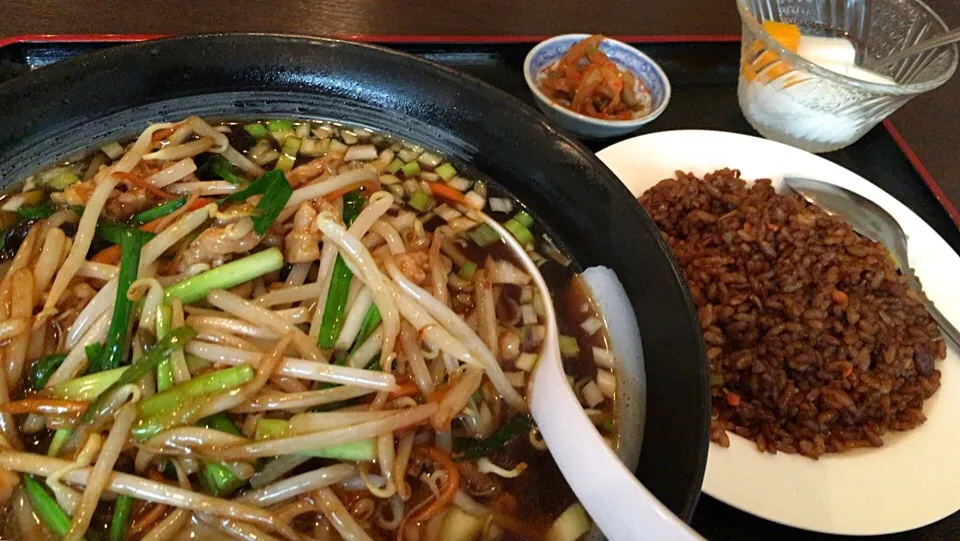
[0,34,710,520]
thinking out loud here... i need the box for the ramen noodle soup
[0,116,623,541]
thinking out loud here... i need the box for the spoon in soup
[474,212,702,541]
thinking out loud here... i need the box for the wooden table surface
[1,1,959,540]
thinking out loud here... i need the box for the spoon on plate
[785,176,960,348]
[475,212,702,541]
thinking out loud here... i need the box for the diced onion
[397,148,420,163]
[581,381,605,408]
[344,144,378,162]
[435,204,461,223]
[519,286,533,304]
[505,371,525,388]
[596,369,616,398]
[417,151,443,169]
[419,172,439,182]
[546,503,591,541]
[464,190,485,210]
[488,197,514,214]
[445,177,470,192]
[100,142,125,160]
[312,125,335,139]
[379,174,401,185]
[592,346,616,370]
[580,316,603,336]
[515,352,538,372]
[340,130,358,145]
[521,304,538,326]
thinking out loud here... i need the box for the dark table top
[1,1,958,540]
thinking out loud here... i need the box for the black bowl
[0,34,710,520]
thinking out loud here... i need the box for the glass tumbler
[736,0,957,153]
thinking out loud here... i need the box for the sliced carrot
[322,180,381,202]
[151,127,176,142]
[113,172,178,201]
[388,380,420,400]
[90,245,122,265]
[3,398,89,415]
[427,182,468,205]
[406,446,460,524]
[726,392,741,407]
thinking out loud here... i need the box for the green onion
[155,304,174,392]
[110,495,135,541]
[132,366,253,441]
[198,413,244,496]
[401,161,421,177]
[458,415,533,460]
[200,412,242,436]
[84,342,104,366]
[132,197,186,225]
[49,366,127,401]
[457,261,477,280]
[435,163,457,181]
[467,223,500,247]
[503,219,534,246]
[26,353,66,391]
[209,154,247,184]
[48,429,71,457]
[254,419,376,460]
[88,229,151,373]
[385,158,404,174]
[222,170,293,235]
[23,475,77,539]
[254,418,288,440]
[244,123,268,138]
[709,373,724,387]
[139,365,254,419]
[348,305,382,358]
[317,191,365,349]
[275,136,302,173]
[266,119,294,132]
[164,247,284,304]
[45,170,80,190]
[80,326,196,425]
[407,191,432,212]
[513,210,533,228]
[95,219,155,247]
[185,354,212,372]
[14,202,55,221]
[559,335,580,358]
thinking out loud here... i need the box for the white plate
[596,130,960,536]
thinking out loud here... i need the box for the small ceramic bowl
[523,34,672,139]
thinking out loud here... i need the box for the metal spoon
[474,212,701,541]
[785,176,960,348]
[865,27,960,70]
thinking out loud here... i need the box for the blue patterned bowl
[524,34,671,139]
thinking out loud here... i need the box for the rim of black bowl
[0,33,711,521]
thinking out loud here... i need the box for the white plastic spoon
[475,212,703,541]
